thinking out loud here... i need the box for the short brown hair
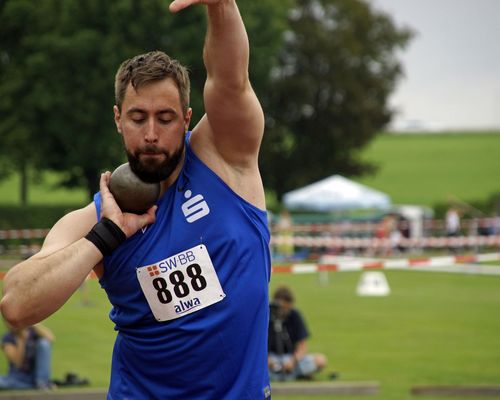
[273,286,295,304]
[114,50,190,113]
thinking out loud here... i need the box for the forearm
[12,345,26,368]
[294,340,308,360]
[1,238,102,328]
[4,342,26,368]
[204,0,249,88]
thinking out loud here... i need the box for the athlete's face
[114,78,192,183]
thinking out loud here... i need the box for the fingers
[99,171,120,212]
[122,205,157,238]
[142,205,158,227]
[99,172,112,199]
[170,0,218,13]
[99,172,123,228]
[169,0,197,13]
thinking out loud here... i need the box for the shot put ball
[109,163,160,214]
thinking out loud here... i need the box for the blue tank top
[94,134,272,399]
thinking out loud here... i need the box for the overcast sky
[369,0,500,131]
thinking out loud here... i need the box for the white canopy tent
[283,175,391,212]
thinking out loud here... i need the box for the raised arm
[170,0,266,207]
[171,0,264,161]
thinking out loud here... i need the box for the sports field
[358,132,500,207]
[0,132,499,398]
[1,266,499,399]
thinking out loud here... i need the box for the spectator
[268,286,327,381]
[445,206,461,254]
[445,207,461,236]
[0,323,54,390]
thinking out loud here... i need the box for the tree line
[0,0,412,205]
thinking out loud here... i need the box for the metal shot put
[109,163,160,214]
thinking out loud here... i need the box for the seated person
[0,322,55,390]
[268,285,327,381]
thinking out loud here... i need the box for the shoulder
[289,308,305,321]
[287,308,308,330]
[189,123,266,209]
[2,332,15,345]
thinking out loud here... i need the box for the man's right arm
[1,172,156,328]
[0,203,103,328]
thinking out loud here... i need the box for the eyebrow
[126,107,177,116]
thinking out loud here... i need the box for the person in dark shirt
[0,323,54,390]
[268,286,327,381]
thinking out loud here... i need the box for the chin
[129,158,178,183]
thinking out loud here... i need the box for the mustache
[136,146,166,155]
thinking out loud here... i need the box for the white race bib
[137,244,225,321]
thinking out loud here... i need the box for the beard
[126,134,185,183]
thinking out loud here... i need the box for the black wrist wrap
[85,217,126,256]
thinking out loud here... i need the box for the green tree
[18,0,207,199]
[0,0,45,204]
[0,0,287,202]
[260,0,413,198]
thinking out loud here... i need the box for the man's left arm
[171,0,264,166]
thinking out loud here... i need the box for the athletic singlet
[93,134,272,399]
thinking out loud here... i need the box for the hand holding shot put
[1,0,271,398]
[99,170,157,239]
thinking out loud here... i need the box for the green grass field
[0,171,88,205]
[1,132,500,209]
[358,132,500,208]
[1,268,499,399]
[0,132,499,398]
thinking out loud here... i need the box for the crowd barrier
[1,228,499,257]
[270,217,500,235]
[272,252,500,275]
[2,217,497,239]
[271,234,500,249]
[0,229,50,240]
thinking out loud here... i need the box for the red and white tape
[271,235,500,249]
[0,229,50,240]
[272,252,500,275]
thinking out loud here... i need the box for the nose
[144,119,159,143]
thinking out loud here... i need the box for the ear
[184,107,193,132]
[113,105,122,134]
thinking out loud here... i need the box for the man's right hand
[169,0,224,14]
[99,171,157,238]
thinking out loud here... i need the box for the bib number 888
[152,263,208,304]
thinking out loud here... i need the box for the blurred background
[1,0,499,399]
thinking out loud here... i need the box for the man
[1,0,271,398]
[0,323,54,390]
[268,286,327,381]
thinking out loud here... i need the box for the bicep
[202,79,265,166]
